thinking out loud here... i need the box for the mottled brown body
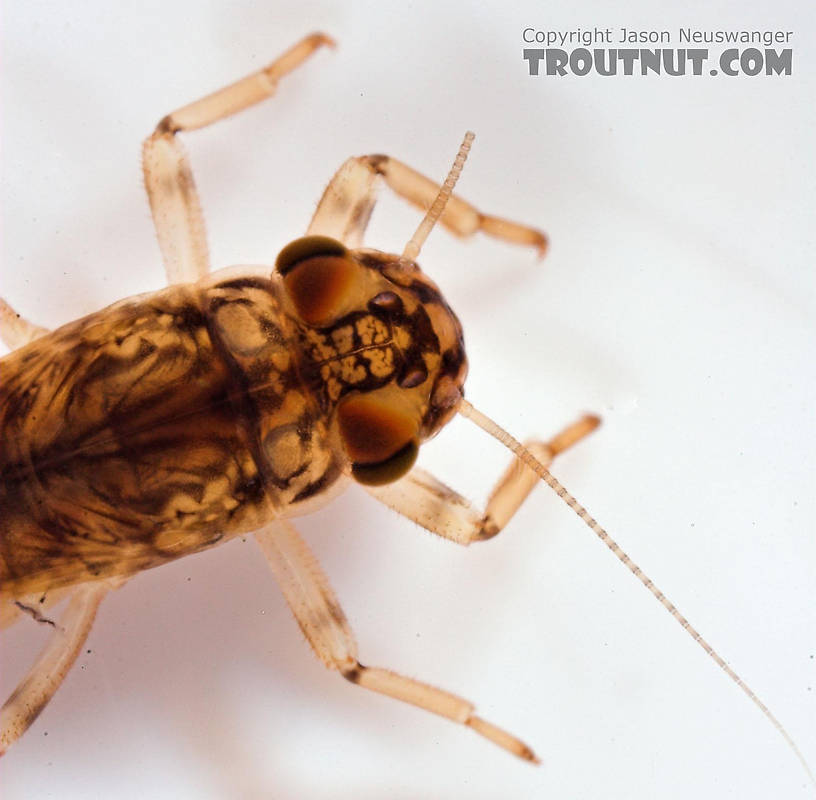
[0,253,464,601]
[0,28,581,770]
[3,33,808,787]
[0,272,331,598]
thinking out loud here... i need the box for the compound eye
[337,394,419,486]
[276,236,359,326]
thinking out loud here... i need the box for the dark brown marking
[14,601,57,628]
[341,664,363,684]
[215,276,273,292]
[154,115,178,135]
[291,462,341,504]
[364,154,388,173]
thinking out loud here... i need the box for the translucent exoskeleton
[1,31,814,796]
[0,33,584,762]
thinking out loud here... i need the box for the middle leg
[365,414,600,545]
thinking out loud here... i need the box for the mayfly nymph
[0,33,812,790]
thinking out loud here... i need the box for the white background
[2,2,814,798]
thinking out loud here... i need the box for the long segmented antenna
[459,399,815,787]
[402,131,475,262]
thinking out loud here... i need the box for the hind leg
[0,582,113,754]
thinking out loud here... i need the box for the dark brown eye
[276,236,359,326]
[350,441,419,486]
[337,394,419,486]
[275,236,347,276]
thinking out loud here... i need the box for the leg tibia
[255,520,539,761]
[483,414,601,538]
[158,33,334,134]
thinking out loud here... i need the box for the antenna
[458,398,815,787]
[402,131,475,263]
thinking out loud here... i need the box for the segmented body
[0,272,322,597]
[0,250,466,601]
